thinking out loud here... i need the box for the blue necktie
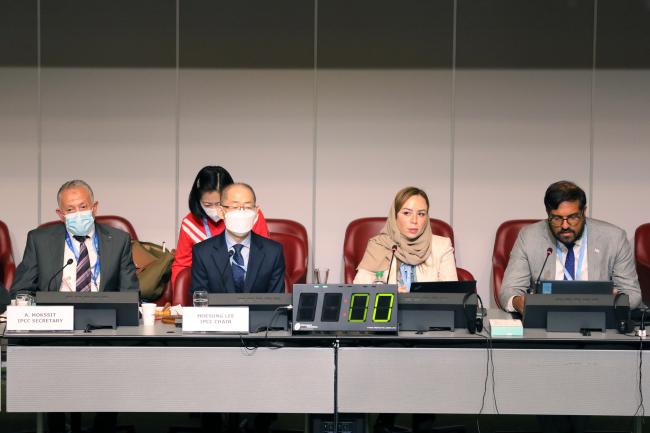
[564,243,575,280]
[231,244,245,292]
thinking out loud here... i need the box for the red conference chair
[0,220,16,289]
[266,219,308,250]
[173,267,192,306]
[635,223,650,304]
[40,216,173,306]
[270,232,307,293]
[342,217,474,284]
[491,219,539,309]
[266,218,309,284]
[266,218,308,284]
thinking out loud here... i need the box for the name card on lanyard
[65,232,100,288]
[556,224,587,281]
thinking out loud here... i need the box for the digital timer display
[348,293,369,322]
[291,284,398,332]
[372,293,395,322]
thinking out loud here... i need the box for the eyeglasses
[220,204,257,212]
[548,212,584,227]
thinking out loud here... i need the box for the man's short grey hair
[221,182,256,204]
[57,180,94,206]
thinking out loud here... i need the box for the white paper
[182,306,249,333]
[6,306,74,331]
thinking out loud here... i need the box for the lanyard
[202,217,212,238]
[399,263,415,292]
[556,224,587,281]
[65,232,100,288]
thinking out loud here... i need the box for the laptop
[409,280,476,294]
[537,280,613,295]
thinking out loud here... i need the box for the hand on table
[512,295,525,315]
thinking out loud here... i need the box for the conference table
[3,325,335,414]
[2,310,649,432]
[337,328,649,416]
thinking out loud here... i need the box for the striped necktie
[74,235,91,292]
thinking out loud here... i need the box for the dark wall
[1,0,649,68]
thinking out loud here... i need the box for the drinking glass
[314,268,330,284]
[15,293,35,306]
[193,290,209,307]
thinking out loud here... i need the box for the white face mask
[224,209,257,237]
[201,205,221,222]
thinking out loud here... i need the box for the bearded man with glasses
[500,180,641,315]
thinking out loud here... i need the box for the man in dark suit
[11,179,138,433]
[191,182,284,433]
[191,182,285,296]
[12,179,138,295]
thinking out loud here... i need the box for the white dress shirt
[225,231,251,271]
[506,235,589,312]
[554,236,589,281]
[60,226,101,292]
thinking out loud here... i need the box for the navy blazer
[191,231,285,295]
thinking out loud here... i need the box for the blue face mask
[65,210,95,236]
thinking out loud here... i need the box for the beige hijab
[357,200,433,273]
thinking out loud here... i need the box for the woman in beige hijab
[353,186,457,291]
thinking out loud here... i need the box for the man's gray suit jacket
[499,218,641,309]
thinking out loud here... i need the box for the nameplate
[6,306,74,331]
[183,307,249,333]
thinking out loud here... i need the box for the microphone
[384,244,398,284]
[48,258,74,292]
[221,246,235,292]
[531,247,553,294]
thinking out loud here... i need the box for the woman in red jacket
[171,165,269,286]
